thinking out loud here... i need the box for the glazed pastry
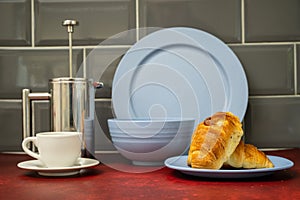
[187,112,243,169]
[225,141,274,168]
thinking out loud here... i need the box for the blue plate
[112,27,248,125]
[164,155,294,178]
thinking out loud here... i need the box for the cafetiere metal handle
[22,89,51,139]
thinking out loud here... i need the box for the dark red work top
[0,149,299,200]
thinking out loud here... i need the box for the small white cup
[22,132,82,168]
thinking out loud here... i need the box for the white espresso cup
[22,132,82,168]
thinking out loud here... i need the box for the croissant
[225,140,274,168]
[187,112,243,169]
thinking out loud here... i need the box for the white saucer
[17,158,99,176]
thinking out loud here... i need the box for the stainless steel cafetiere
[22,20,103,158]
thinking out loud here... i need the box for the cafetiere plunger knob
[62,19,78,78]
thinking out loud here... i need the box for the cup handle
[22,137,40,160]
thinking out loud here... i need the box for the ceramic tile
[35,0,136,46]
[32,101,50,134]
[296,45,300,94]
[245,97,300,148]
[0,49,83,98]
[0,0,31,46]
[231,45,294,95]
[95,99,116,151]
[245,0,300,42]
[85,47,129,98]
[0,101,22,152]
[140,0,241,43]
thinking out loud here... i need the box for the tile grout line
[31,0,35,47]
[294,43,298,95]
[0,99,22,103]
[1,42,297,50]
[249,94,300,99]
[31,101,36,137]
[135,0,139,41]
[229,41,300,46]
[95,99,111,102]
[0,45,132,50]
[83,48,87,78]
[241,0,245,44]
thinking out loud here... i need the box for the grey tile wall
[86,47,129,98]
[35,0,136,46]
[95,100,115,151]
[245,0,300,42]
[296,45,300,94]
[140,0,242,43]
[0,101,23,151]
[33,101,50,133]
[0,49,82,98]
[245,97,300,147]
[0,0,31,46]
[231,45,294,95]
[0,0,300,151]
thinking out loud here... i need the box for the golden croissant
[187,112,244,169]
[187,112,274,170]
[225,140,274,169]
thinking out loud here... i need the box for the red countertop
[0,149,299,200]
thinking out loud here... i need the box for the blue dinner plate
[165,155,294,178]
